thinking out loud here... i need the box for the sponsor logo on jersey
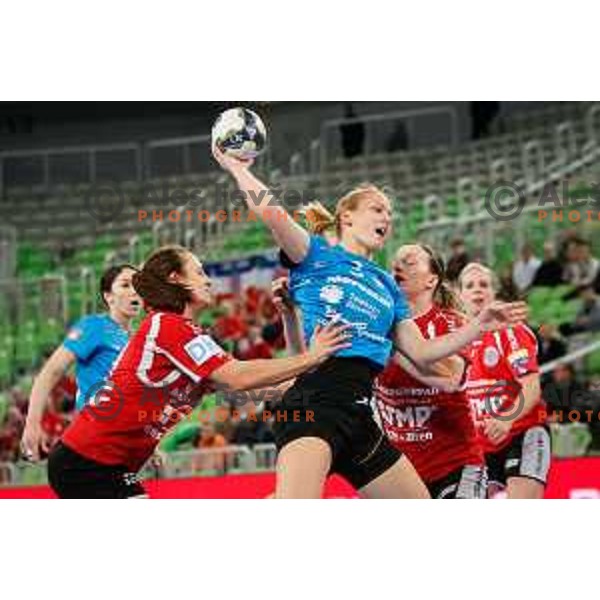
[380,404,436,429]
[508,349,530,375]
[320,285,344,305]
[67,328,82,341]
[505,458,520,470]
[184,335,225,364]
[484,346,500,368]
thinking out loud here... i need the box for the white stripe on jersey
[157,348,203,384]
[136,313,182,388]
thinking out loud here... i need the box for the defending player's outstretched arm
[22,346,77,461]
[394,301,529,369]
[212,145,310,264]
[209,321,350,392]
[272,277,307,356]
[393,352,466,393]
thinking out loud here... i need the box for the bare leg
[506,477,545,499]
[275,437,333,499]
[359,456,431,499]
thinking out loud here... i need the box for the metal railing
[416,133,600,265]
[0,225,17,279]
[320,105,461,169]
[0,142,143,196]
[145,134,212,179]
[0,444,279,487]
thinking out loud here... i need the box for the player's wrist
[305,347,326,366]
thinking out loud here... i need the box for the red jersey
[62,311,232,472]
[465,324,546,454]
[374,306,484,484]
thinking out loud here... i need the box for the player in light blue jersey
[214,144,527,499]
[21,264,141,461]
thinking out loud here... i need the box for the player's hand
[212,143,254,175]
[477,301,528,332]
[272,277,295,315]
[484,419,513,447]
[20,420,52,463]
[308,321,352,364]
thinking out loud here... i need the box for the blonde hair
[301,185,391,237]
[458,262,499,292]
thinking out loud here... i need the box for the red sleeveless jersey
[62,311,232,471]
[374,306,484,484]
[464,324,546,454]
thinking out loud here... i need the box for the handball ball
[212,107,267,160]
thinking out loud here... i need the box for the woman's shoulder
[73,313,108,330]
[136,310,191,331]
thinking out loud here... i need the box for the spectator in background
[231,402,275,448]
[446,238,470,283]
[340,103,365,159]
[543,363,586,419]
[537,324,568,371]
[586,377,600,451]
[558,229,581,263]
[498,263,522,301]
[562,237,584,286]
[532,241,564,288]
[193,423,228,474]
[214,300,248,343]
[564,239,599,288]
[236,325,274,361]
[470,102,501,140]
[513,243,541,293]
[560,285,600,336]
[0,405,25,463]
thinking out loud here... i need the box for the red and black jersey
[464,324,546,454]
[62,311,232,472]
[374,306,484,484]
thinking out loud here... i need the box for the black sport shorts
[273,357,402,490]
[486,425,552,489]
[47,442,147,499]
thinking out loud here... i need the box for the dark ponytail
[419,244,465,315]
[133,246,192,315]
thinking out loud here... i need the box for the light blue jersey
[286,236,411,368]
[63,314,129,411]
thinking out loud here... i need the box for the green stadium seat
[0,349,12,387]
[160,422,201,453]
[585,351,600,377]
[39,318,64,351]
[15,328,37,371]
[0,393,8,427]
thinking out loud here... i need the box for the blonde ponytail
[302,184,391,238]
[301,201,336,235]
